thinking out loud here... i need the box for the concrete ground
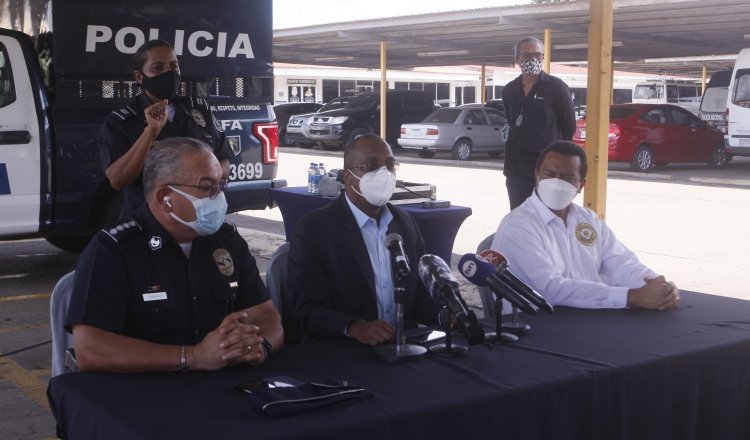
[1,148,748,439]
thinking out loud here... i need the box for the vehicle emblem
[191,109,207,127]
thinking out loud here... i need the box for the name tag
[229,281,238,288]
[142,291,168,301]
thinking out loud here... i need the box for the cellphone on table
[406,329,446,345]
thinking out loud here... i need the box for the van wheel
[708,145,728,168]
[452,139,473,161]
[418,150,436,159]
[280,129,294,146]
[630,145,653,172]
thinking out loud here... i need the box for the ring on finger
[246,345,253,353]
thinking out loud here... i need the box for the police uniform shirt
[494,191,658,309]
[98,94,232,218]
[501,71,576,178]
[66,205,269,345]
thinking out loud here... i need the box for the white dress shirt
[345,194,396,325]
[494,191,658,309]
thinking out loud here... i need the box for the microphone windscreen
[457,253,495,287]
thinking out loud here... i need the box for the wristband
[180,345,188,372]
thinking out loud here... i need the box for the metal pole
[380,40,387,139]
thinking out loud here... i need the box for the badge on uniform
[191,109,207,127]
[227,135,241,156]
[575,223,597,246]
[213,248,235,276]
[149,236,162,250]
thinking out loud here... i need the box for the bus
[632,79,702,114]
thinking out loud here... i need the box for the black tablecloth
[48,291,750,440]
[269,187,472,265]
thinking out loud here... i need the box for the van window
[731,69,750,108]
[0,45,16,108]
[701,87,729,112]
[634,84,661,100]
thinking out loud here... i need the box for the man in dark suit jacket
[287,134,441,345]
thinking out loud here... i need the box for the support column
[544,29,551,73]
[583,0,614,220]
[702,64,707,95]
[481,64,487,103]
[380,40,387,139]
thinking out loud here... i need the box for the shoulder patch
[102,219,143,243]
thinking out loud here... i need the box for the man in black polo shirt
[502,37,576,209]
[98,40,231,219]
[67,137,282,373]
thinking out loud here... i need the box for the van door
[727,66,750,156]
[0,35,41,236]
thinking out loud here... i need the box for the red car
[572,104,727,172]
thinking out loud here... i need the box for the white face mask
[536,178,579,211]
[349,166,397,207]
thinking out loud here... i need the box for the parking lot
[1,148,749,438]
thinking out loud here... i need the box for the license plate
[408,128,421,136]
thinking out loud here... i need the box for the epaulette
[109,105,138,122]
[101,219,143,243]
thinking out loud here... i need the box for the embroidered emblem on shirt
[227,135,241,156]
[191,109,207,127]
[575,223,597,246]
[212,113,223,132]
[149,236,162,250]
[213,248,234,276]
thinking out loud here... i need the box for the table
[48,291,750,440]
[269,187,472,265]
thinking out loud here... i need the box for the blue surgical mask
[168,185,228,236]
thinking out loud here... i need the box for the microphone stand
[484,297,518,344]
[501,306,531,336]
[428,306,469,357]
[373,268,427,362]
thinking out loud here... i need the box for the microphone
[417,254,485,345]
[385,233,410,278]
[457,254,538,315]
[478,250,554,313]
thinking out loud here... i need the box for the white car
[398,107,509,160]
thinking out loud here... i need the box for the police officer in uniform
[98,39,231,219]
[67,137,282,372]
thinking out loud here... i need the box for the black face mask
[139,70,181,101]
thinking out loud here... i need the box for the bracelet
[180,345,187,372]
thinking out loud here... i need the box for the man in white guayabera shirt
[494,140,680,310]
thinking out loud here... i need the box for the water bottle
[312,162,324,194]
[307,162,317,193]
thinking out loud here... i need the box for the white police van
[726,48,750,158]
[0,0,284,251]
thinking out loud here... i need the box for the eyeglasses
[351,160,400,174]
[519,52,544,61]
[166,179,228,199]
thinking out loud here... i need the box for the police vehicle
[0,0,284,251]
